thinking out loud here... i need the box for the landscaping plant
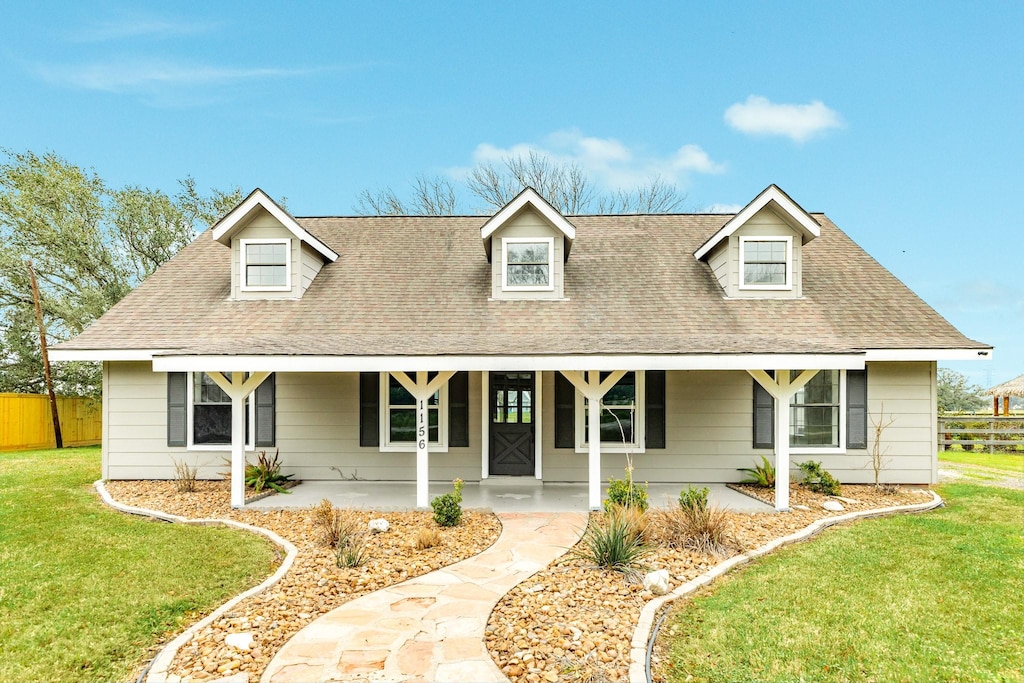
[678,485,710,512]
[310,498,357,548]
[431,478,464,527]
[172,458,200,493]
[415,527,441,550]
[572,504,652,576]
[797,460,842,496]
[335,532,370,568]
[738,455,775,487]
[869,406,896,486]
[245,448,294,494]
[604,474,650,511]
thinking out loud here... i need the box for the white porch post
[392,370,456,509]
[748,368,819,512]
[560,369,627,510]
[207,370,272,508]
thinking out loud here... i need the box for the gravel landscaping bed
[104,480,501,682]
[485,484,931,683]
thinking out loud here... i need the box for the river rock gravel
[104,480,501,682]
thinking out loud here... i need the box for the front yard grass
[939,449,1024,473]
[0,446,278,683]
[657,484,1024,682]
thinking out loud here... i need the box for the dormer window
[502,237,554,291]
[739,236,791,290]
[241,238,290,291]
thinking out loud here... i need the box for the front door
[489,372,535,476]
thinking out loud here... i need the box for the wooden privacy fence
[938,414,1024,454]
[0,393,101,451]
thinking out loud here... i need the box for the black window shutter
[846,369,868,449]
[167,372,187,447]
[554,372,575,448]
[752,377,774,449]
[448,371,470,447]
[645,370,666,448]
[254,373,276,447]
[359,372,379,447]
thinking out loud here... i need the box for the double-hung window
[790,370,843,450]
[739,236,791,290]
[575,371,645,453]
[502,237,554,291]
[380,373,448,451]
[190,372,252,448]
[240,238,291,291]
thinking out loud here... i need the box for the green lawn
[0,446,278,683]
[939,449,1024,473]
[658,484,1024,683]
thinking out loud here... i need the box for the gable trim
[694,184,821,261]
[211,188,338,262]
[480,187,577,243]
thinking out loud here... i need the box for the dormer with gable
[479,187,575,300]
[211,189,338,300]
[694,185,820,299]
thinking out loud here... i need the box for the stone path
[261,511,587,683]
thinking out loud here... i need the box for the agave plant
[738,455,776,488]
[245,448,294,494]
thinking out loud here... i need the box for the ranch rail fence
[0,393,101,452]
[938,414,1024,454]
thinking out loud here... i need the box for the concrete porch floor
[247,478,774,513]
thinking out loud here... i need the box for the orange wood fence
[0,393,101,451]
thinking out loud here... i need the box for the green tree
[0,149,242,396]
[937,368,986,413]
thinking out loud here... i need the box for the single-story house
[51,184,991,511]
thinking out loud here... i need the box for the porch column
[392,370,456,508]
[560,369,627,510]
[207,371,272,508]
[748,368,819,512]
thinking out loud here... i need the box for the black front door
[489,372,535,475]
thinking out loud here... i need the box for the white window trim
[790,369,847,454]
[186,372,256,452]
[379,373,449,453]
[574,370,646,454]
[738,235,792,291]
[501,236,555,292]
[240,238,292,292]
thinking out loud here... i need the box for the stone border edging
[628,490,944,683]
[92,480,298,683]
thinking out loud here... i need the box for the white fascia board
[49,348,169,361]
[693,185,820,261]
[864,348,994,361]
[479,187,577,241]
[152,353,866,373]
[211,189,338,262]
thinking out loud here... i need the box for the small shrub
[738,456,775,487]
[797,460,842,496]
[245,448,294,494]
[415,527,441,550]
[604,476,649,512]
[877,482,901,495]
[335,533,370,568]
[431,478,464,527]
[571,505,652,576]
[649,502,732,555]
[172,458,199,493]
[311,499,357,548]
[678,485,709,512]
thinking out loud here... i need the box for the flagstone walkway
[261,511,587,683]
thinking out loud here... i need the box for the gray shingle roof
[57,213,986,356]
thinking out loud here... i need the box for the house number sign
[418,399,426,449]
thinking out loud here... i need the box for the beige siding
[490,208,565,300]
[726,206,803,298]
[230,209,302,300]
[105,363,936,486]
[707,242,729,291]
[299,243,324,294]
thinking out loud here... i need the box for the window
[380,373,448,451]
[790,370,842,449]
[739,236,791,290]
[502,237,554,291]
[240,238,290,291]
[189,372,252,448]
[575,371,646,452]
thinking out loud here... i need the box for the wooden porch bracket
[391,370,456,508]
[206,371,272,508]
[559,369,627,510]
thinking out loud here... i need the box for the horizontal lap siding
[105,363,482,482]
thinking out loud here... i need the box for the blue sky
[2,1,1020,387]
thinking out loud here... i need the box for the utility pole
[26,259,62,449]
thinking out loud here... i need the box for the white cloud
[457,129,724,191]
[69,18,219,42]
[703,203,743,213]
[724,95,842,142]
[33,60,317,94]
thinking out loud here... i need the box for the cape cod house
[51,185,990,511]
